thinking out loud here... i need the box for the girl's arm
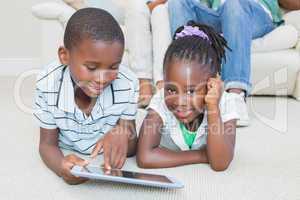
[205,77,237,171]
[137,109,208,169]
[206,105,236,171]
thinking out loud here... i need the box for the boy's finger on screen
[117,156,126,169]
[110,146,119,167]
[91,140,103,158]
[112,150,123,168]
[103,145,112,170]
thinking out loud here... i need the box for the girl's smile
[164,59,211,125]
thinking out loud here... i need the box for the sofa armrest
[32,2,75,27]
[283,10,300,51]
[151,4,172,83]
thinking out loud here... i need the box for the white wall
[0,0,132,75]
[0,0,62,75]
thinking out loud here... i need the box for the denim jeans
[168,0,276,94]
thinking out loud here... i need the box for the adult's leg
[168,0,221,36]
[218,0,276,126]
[219,0,275,94]
[125,0,154,107]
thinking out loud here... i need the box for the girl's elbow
[136,153,152,169]
[210,163,230,172]
[210,158,233,172]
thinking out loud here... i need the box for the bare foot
[139,79,153,108]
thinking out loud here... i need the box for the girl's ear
[58,46,70,65]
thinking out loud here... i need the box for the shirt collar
[170,111,208,151]
[57,66,76,113]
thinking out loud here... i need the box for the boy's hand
[205,76,223,108]
[91,127,130,170]
[60,154,89,185]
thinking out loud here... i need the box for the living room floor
[1,76,300,200]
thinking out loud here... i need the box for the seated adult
[168,0,284,126]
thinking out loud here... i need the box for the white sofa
[32,1,300,100]
[151,4,300,99]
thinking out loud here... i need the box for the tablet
[71,165,184,189]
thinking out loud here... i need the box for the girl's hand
[91,127,130,170]
[60,154,89,185]
[205,76,223,108]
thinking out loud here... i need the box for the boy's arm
[39,128,64,176]
[137,109,208,169]
[91,119,137,169]
[117,119,137,157]
[91,77,139,169]
[39,128,88,184]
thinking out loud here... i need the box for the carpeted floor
[1,76,300,200]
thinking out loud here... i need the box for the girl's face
[164,59,212,124]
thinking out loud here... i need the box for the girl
[137,21,240,171]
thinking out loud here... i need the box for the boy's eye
[84,64,97,71]
[110,65,119,70]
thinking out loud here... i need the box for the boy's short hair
[64,7,124,50]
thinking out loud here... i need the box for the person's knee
[168,0,187,10]
[221,0,250,20]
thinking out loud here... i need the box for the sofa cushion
[251,49,300,95]
[283,10,300,34]
[251,25,298,53]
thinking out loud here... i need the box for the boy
[34,8,139,185]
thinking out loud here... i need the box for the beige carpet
[1,76,300,200]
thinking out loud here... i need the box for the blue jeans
[168,0,276,94]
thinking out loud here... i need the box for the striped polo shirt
[33,61,139,154]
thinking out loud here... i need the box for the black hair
[64,7,124,50]
[163,21,230,75]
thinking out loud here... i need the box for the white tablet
[71,165,184,189]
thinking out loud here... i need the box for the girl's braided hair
[163,21,230,75]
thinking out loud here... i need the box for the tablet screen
[82,166,172,183]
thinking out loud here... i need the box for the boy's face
[59,39,124,98]
[164,59,212,124]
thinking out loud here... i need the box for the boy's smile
[59,39,124,98]
[164,59,212,126]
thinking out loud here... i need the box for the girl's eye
[187,89,195,95]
